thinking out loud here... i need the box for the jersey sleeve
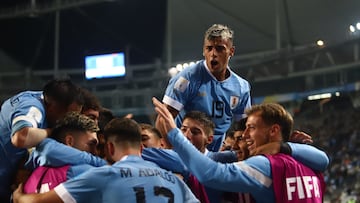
[55,167,109,203]
[26,138,107,169]
[288,142,329,172]
[163,70,194,111]
[208,150,238,163]
[67,164,95,179]
[167,128,273,197]
[142,148,189,179]
[10,95,45,136]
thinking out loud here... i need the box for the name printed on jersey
[118,167,177,184]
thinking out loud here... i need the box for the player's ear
[160,139,165,148]
[64,135,74,146]
[106,142,115,156]
[230,46,235,56]
[269,124,281,141]
[140,144,144,153]
[206,134,214,145]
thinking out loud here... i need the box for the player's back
[61,156,199,203]
[103,156,198,203]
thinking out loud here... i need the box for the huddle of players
[2,23,329,203]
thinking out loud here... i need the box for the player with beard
[160,24,251,152]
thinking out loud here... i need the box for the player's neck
[213,69,230,81]
[113,148,141,162]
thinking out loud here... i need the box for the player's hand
[12,183,24,203]
[123,113,133,119]
[152,97,177,135]
[289,130,313,144]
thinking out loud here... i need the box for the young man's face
[71,131,99,155]
[232,130,249,161]
[141,129,163,148]
[203,37,234,77]
[82,109,100,125]
[243,111,271,156]
[180,118,212,153]
[220,136,235,151]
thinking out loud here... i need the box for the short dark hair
[80,88,101,112]
[98,108,115,134]
[104,118,141,147]
[43,78,84,107]
[232,117,247,132]
[184,111,215,136]
[50,112,99,143]
[139,123,162,139]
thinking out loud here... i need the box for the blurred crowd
[294,97,360,203]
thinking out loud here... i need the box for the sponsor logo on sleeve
[174,76,189,93]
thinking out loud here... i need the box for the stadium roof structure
[1,0,359,68]
[0,0,360,113]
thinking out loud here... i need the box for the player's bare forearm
[12,127,50,148]
[13,184,63,203]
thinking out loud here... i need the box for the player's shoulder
[116,155,160,168]
[16,91,42,99]
[176,61,205,78]
[229,70,249,83]
[242,155,271,174]
[14,91,44,106]
[227,70,250,90]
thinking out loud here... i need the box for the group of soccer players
[0,24,329,203]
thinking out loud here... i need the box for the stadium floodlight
[183,63,189,69]
[356,23,360,30]
[168,60,199,77]
[307,93,332,101]
[349,25,356,33]
[316,40,324,47]
[176,64,183,72]
[168,67,178,77]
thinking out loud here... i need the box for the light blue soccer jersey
[167,128,329,203]
[163,60,251,151]
[0,91,46,199]
[54,155,199,203]
[26,138,107,170]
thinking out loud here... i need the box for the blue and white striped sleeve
[29,138,107,168]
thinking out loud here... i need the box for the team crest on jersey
[197,91,206,97]
[174,76,189,93]
[230,96,239,109]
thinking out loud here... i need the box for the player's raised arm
[153,97,178,135]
